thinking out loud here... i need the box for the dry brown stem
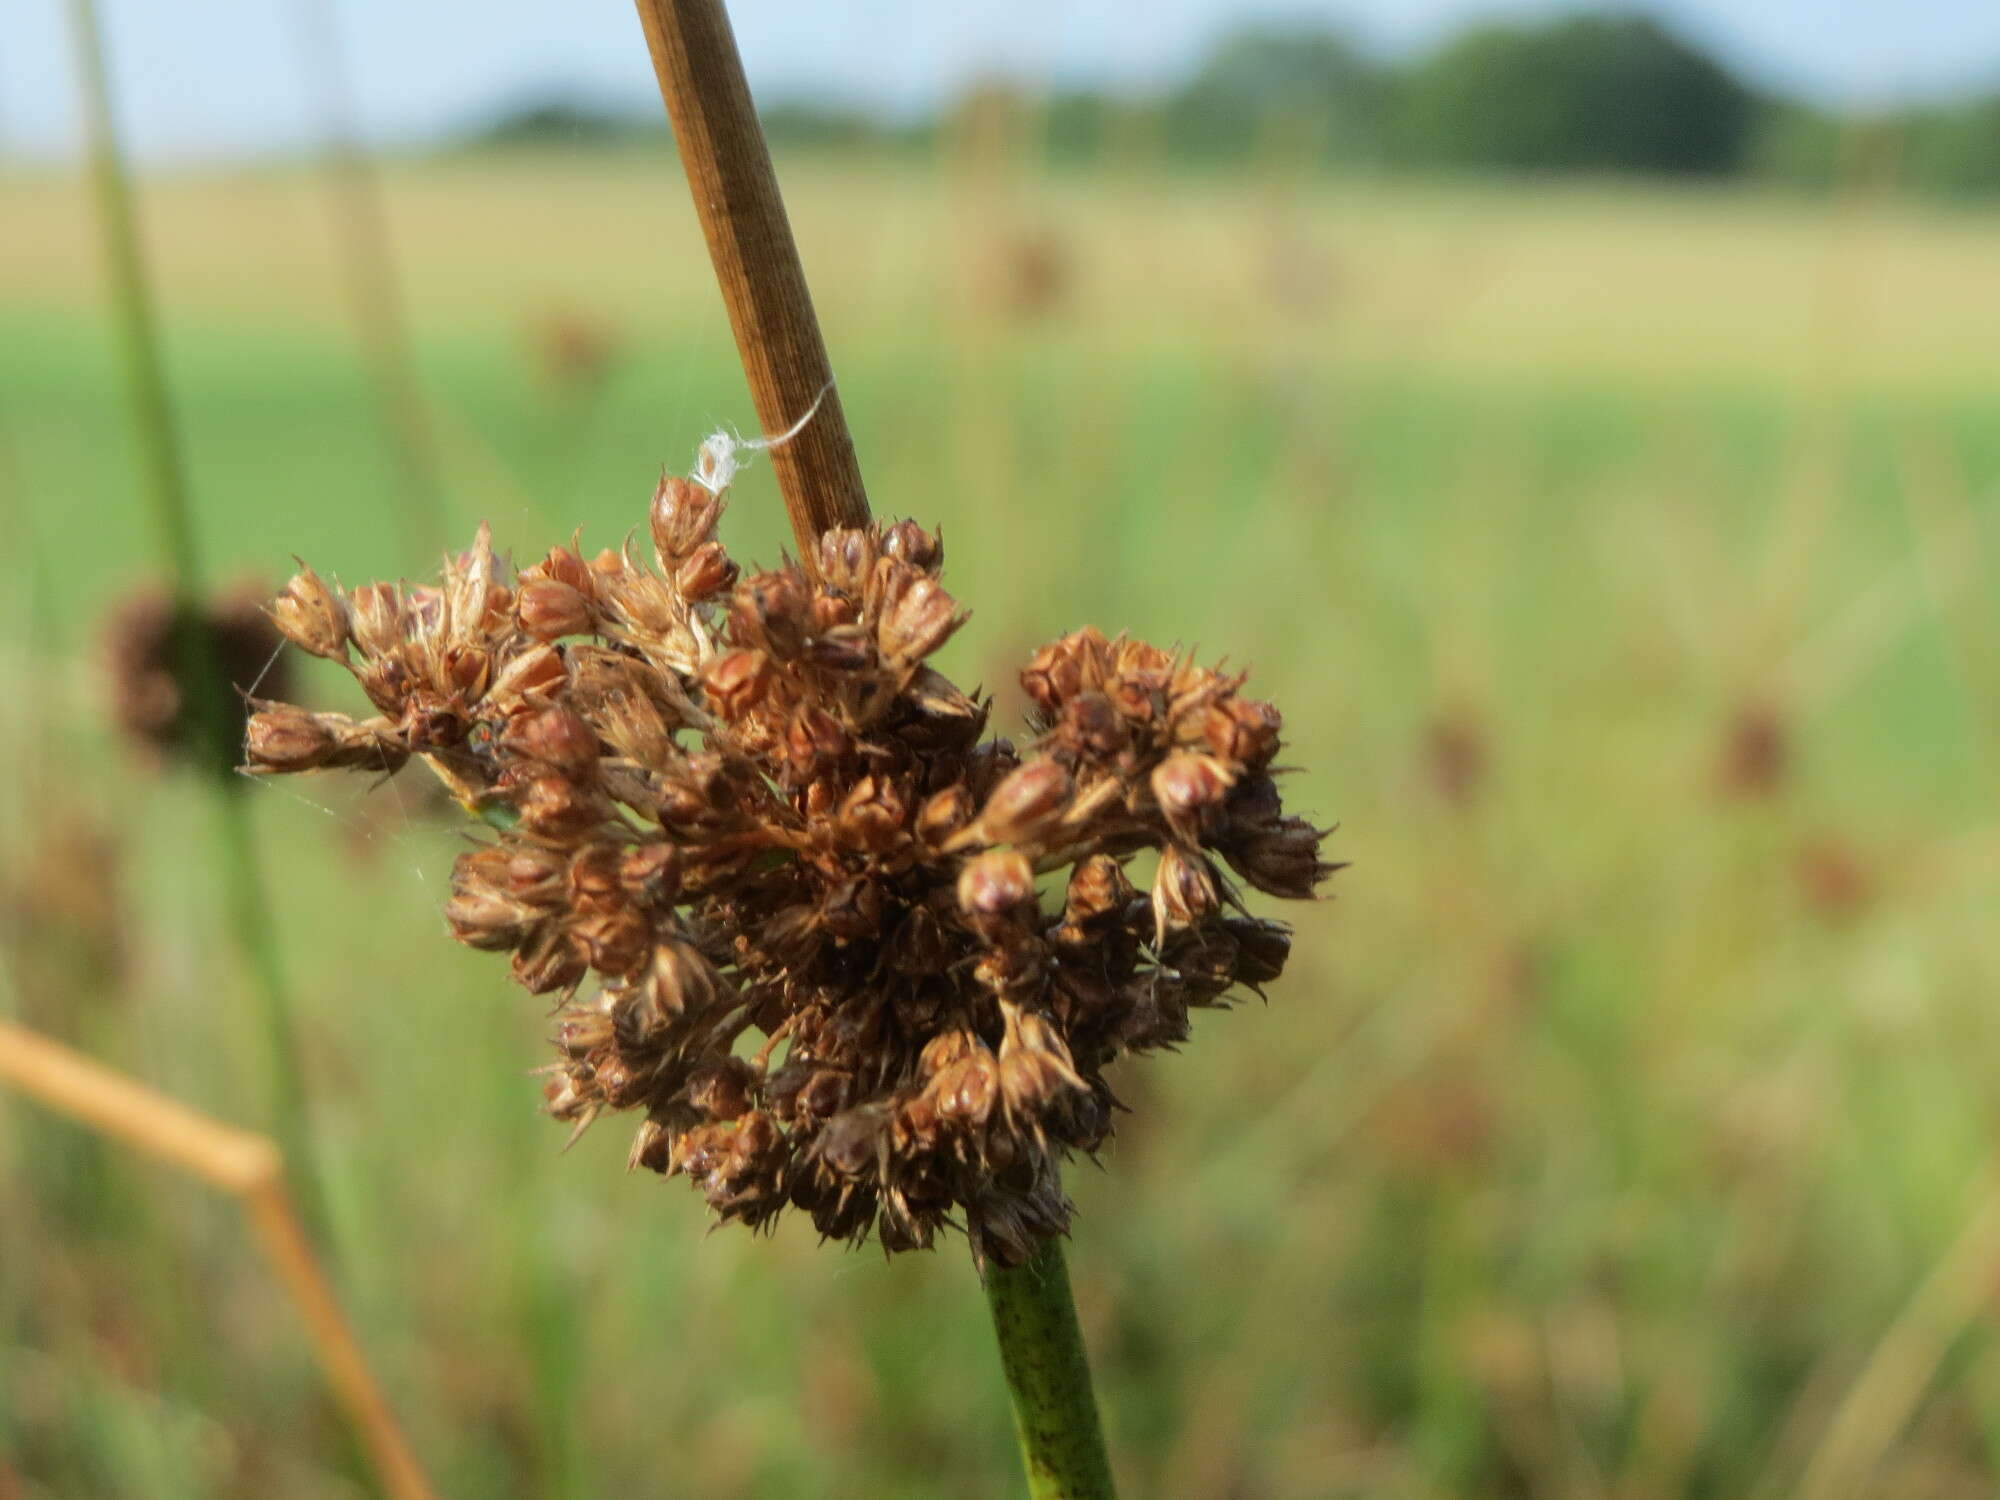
[0,1020,438,1500]
[631,0,872,557]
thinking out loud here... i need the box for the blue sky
[4,0,1999,164]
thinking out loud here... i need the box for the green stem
[292,0,451,562]
[67,0,332,1248]
[982,1238,1118,1500]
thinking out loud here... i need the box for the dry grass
[3,149,2000,1497]
[3,156,1999,384]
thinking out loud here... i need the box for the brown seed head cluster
[244,470,1337,1266]
[104,579,290,777]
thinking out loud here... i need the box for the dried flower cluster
[105,580,289,775]
[244,470,1335,1265]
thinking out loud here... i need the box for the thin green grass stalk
[66,0,331,1247]
[983,1239,1117,1499]
[291,0,452,563]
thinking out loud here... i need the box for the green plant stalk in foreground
[984,1239,1118,1499]
[67,0,331,1247]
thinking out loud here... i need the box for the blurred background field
[6,6,2000,1499]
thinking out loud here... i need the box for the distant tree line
[465,13,2000,198]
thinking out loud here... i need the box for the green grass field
[4,150,2000,1498]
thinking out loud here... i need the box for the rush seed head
[244,467,1337,1268]
[105,579,292,778]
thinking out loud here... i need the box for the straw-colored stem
[630,0,871,562]
[629,13,1116,1495]
[0,1021,437,1500]
[66,0,330,1244]
[984,1239,1119,1500]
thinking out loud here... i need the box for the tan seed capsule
[566,844,623,901]
[553,1006,613,1058]
[878,574,962,662]
[735,570,812,658]
[958,850,1036,915]
[516,578,592,641]
[512,772,597,838]
[618,844,680,909]
[807,625,875,672]
[512,925,585,995]
[244,704,335,771]
[699,649,771,721]
[633,940,725,1026]
[977,759,1071,845]
[974,942,1043,995]
[1108,676,1156,723]
[675,540,739,602]
[817,527,877,592]
[488,643,567,702]
[629,1119,674,1174]
[932,1052,1000,1128]
[503,706,600,778]
[811,592,859,632]
[728,1109,782,1167]
[894,1092,942,1153]
[919,1030,981,1077]
[880,519,942,572]
[443,886,535,951]
[500,847,569,904]
[784,704,849,784]
[1059,692,1125,756]
[684,1064,752,1120]
[1150,752,1235,841]
[917,785,975,845]
[1063,854,1132,926]
[1205,696,1282,766]
[837,775,907,853]
[650,473,721,563]
[817,1106,887,1178]
[346,582,405,657]
[531,543,597,596]
[269,563,348,658]
[1151,844,1219,943]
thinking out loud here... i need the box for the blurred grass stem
[67,0,331,1246]
[291,0,451,563]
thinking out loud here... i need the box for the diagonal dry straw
[66,0,332,1246]
[628,3,1114,1493]
[0,1020,437,1500]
